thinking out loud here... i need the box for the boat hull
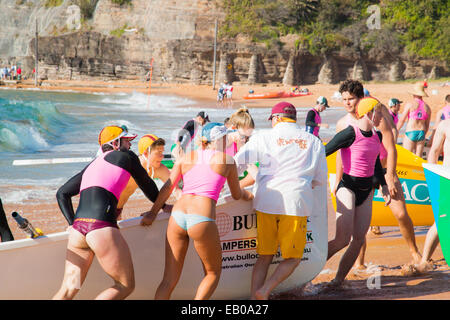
[422,163,450,266]
[280,92,313,98]
[243,91,285,99]
[327,145,434,226]
[0,187,327,299]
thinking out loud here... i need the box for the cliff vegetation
[218,0,449,65]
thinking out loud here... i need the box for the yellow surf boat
[327,144,435,226]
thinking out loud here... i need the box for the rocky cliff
[0,0,447,84]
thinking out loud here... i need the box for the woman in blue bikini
[141,122,253,300]
[397,82,431,158]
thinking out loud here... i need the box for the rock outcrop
[0,0,447,84]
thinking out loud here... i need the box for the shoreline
[3,79,449,116]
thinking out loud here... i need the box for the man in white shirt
[234,101,327,300]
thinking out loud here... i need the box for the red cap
[268,102,297,120]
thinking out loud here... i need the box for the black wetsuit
[56,149,159,226]
[325,126,387,206]
[0,198,14,242]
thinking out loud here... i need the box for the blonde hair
[229,107,255,129]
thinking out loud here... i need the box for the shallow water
[0,88,347,203]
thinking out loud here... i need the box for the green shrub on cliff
[219,0,449,64]
[44,0,63,7]
[110,0,132,5]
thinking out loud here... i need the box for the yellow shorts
[255,211,308,259]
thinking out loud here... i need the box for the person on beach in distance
[117,134,180,219]
[325,97,391,288]
[426,94,450,147]
[172,111,210,160]
[396,82,431,158]
[217,84,225,108]
[53,125,161,300]
[305,96,330,139]
[225,82,233,108]
[417,118,450,273]
[234,102,327,300]
[331,80,422,269]
[142,122,253,300]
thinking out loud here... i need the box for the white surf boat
[0,184,328,300]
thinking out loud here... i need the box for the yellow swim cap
[98,125,137,145]
[138,134,159,155]
[356,97,380,119]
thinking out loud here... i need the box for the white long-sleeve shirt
[234,122,327,217]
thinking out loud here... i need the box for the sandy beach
[2,78,450,300]
[9,78,450,116]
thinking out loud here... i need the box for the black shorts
[337,173,374,207]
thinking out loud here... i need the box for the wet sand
[2,78,450,300]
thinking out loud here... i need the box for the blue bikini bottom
[405,130,425,142]
[171,211,215,230]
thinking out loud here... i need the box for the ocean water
[0,88,346,204]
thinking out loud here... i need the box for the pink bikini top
[408,98,428,121]
[80,151,131,201]
[341,125,381,178]
[182,149,227,202]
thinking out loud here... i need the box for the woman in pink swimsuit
[397,82,431,157]
[141,122,253,300]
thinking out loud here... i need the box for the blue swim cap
[201,122,228,142]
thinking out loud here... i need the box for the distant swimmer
[172,111,210,160]
[0,198,14,242]
[54,125,160,300]
[397,82,431,158]
[305,96,330,138]
[142,122,252,300]
[235,102,328,300]
[417,119,450,273]
[325,96,391,288]
[117,134,180,219]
